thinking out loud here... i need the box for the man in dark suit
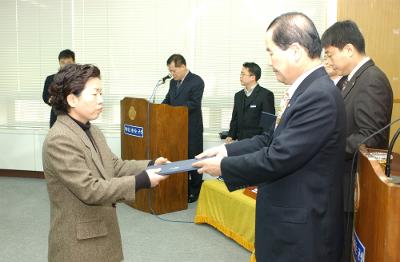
[162,54,204,203]
[322,20,393,262]
[42,49,75,127]
[226,62,275,143]
[194,12,345,262]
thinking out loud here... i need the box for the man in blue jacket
[194,12,345,261]
[162,54,204,203]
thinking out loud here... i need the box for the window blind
[0,0,328,138]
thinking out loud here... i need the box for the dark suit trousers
[188,139,203,196]
[188,170,202,196]
[343,160,355,262]
[342,211,354,262]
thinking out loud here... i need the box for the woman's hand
[154,157,169,165]
[146,168,169,187]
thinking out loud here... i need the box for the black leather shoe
[188,194,199,203]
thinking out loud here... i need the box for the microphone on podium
[161,74,172,84]
[149,74,172,103]
[358,117,400,150]
[350,117,400,179]
[385,128,400,177]
[344,117,400,249]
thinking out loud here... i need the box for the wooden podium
[120,97,188,215]
[354,145,400,261]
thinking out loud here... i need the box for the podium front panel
[121,97,188,214]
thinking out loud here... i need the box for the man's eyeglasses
[240,73,253,77]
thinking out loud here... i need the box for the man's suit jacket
[221,67,346,262]
[342,59,393,211]
[228,85,275,140]
[162,71,204,158]
[42,74,57,127]
[42,115,149,262]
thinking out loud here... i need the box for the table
[194,180,256,262]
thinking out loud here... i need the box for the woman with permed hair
[42,64,169,262]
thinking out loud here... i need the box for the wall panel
[338,0,400,152]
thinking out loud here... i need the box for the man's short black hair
[166,54,186,67]
[321,20,365,54]
[243,62,261,81]
[58,49,75,61]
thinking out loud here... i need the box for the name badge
[250,105,256,108]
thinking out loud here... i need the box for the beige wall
[338,0,400,152]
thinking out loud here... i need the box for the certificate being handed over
[146,158,208,175]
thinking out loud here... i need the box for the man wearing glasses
[226,62,275,144]
[162,54,204,203]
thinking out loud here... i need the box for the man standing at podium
[322,20,393,262]
[194,12,346,261]
[162,54,205,203]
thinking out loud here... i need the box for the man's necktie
[275,90,290,128]
[176,80,182,88]
[341,79,349,91]
[175,80,182,96]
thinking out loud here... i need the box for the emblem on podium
[128,106,136,121]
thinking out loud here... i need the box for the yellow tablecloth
[194,180,256,262]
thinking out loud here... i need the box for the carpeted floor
[0,176,251,262]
